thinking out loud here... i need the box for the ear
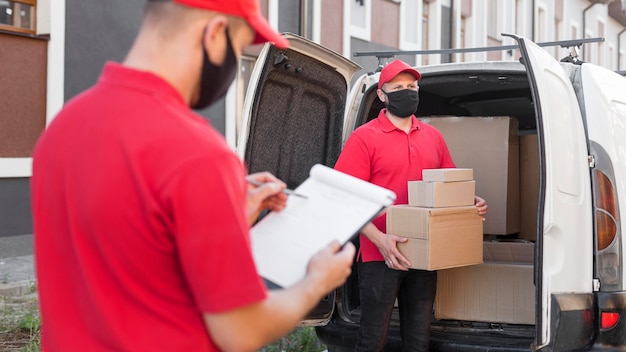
[202,15,229,66]
[376,88,387,103]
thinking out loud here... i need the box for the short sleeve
[334,132,371,181]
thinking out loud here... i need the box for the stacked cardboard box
[386,168,483,270]
[408,169,475,208]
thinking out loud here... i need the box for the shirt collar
[377,108,421,133]
[99,62,187,107]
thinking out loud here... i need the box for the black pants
[355,261,437,352]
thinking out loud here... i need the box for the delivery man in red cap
[335,59,488,351]
[31,1,355,351]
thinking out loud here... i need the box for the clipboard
[250,164,396,288]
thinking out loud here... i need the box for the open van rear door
[509,35,594,350]
[238,34,361,324]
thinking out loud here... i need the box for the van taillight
[601,311,620,330]
[594,170,618,251]
[594,168,621,288]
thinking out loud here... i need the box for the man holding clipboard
[31,1,355,351]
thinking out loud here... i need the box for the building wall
[0,178,32,236]
[0,31,48,237]
[64,0,143,101]
[371,0,400,47]
[278,0,301,35]
[0,33,47,158]
[320,0,343,54]
[1,0,227,237]
[331,0,624,70]
[0,0,54,238]
[64,0,230,132]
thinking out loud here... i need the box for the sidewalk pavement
[0,234,35,297]
[0,255,35,296]
[0,255,34,282]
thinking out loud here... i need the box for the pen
[247,179,308,199]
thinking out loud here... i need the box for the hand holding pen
[246,172,289,224]
[247,179,307,199]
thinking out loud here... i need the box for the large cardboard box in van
[419,116,520,235]
[483,240,534,263]
[435,262,535,325]
[408,180,475,207]
[386,205,483,270]
[435,240,535,325]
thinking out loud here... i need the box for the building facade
[1,0,625,239]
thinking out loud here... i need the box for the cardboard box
[419,116,520,235]
[422,168,474,182]
[408,180,475,207]
[435,262,535,325]
[483,240,534,264]
[519,134,539,241]
[386,205,483,270]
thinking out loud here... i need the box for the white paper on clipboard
[250,164,396,288]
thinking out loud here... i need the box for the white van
[237,34,626,351]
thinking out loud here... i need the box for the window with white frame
[555,17,560,41]
[460,16,467,61]
[422,1,429,65]
[598,20,605,67]
[487,0,500,39]
[536,6,546,42]
[515,0,523,35]
[441,3,451,63]
[400,0,420,49]
[349,0,371,41]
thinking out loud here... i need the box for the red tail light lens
[601,311,620,330]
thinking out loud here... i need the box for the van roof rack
[354,37,605,71]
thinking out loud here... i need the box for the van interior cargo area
[340,66,540,345]
[359,69,536,131]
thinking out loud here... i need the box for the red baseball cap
[377,59,421,89]
[174,0,289,49]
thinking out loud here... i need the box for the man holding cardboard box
[335,59,488,352]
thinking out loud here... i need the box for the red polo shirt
[334,110,455,262]
[31,62,267,351]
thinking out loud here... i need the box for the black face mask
[382,89,419,118]
[191,29,238,110]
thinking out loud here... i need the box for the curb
[0,280,35,297]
